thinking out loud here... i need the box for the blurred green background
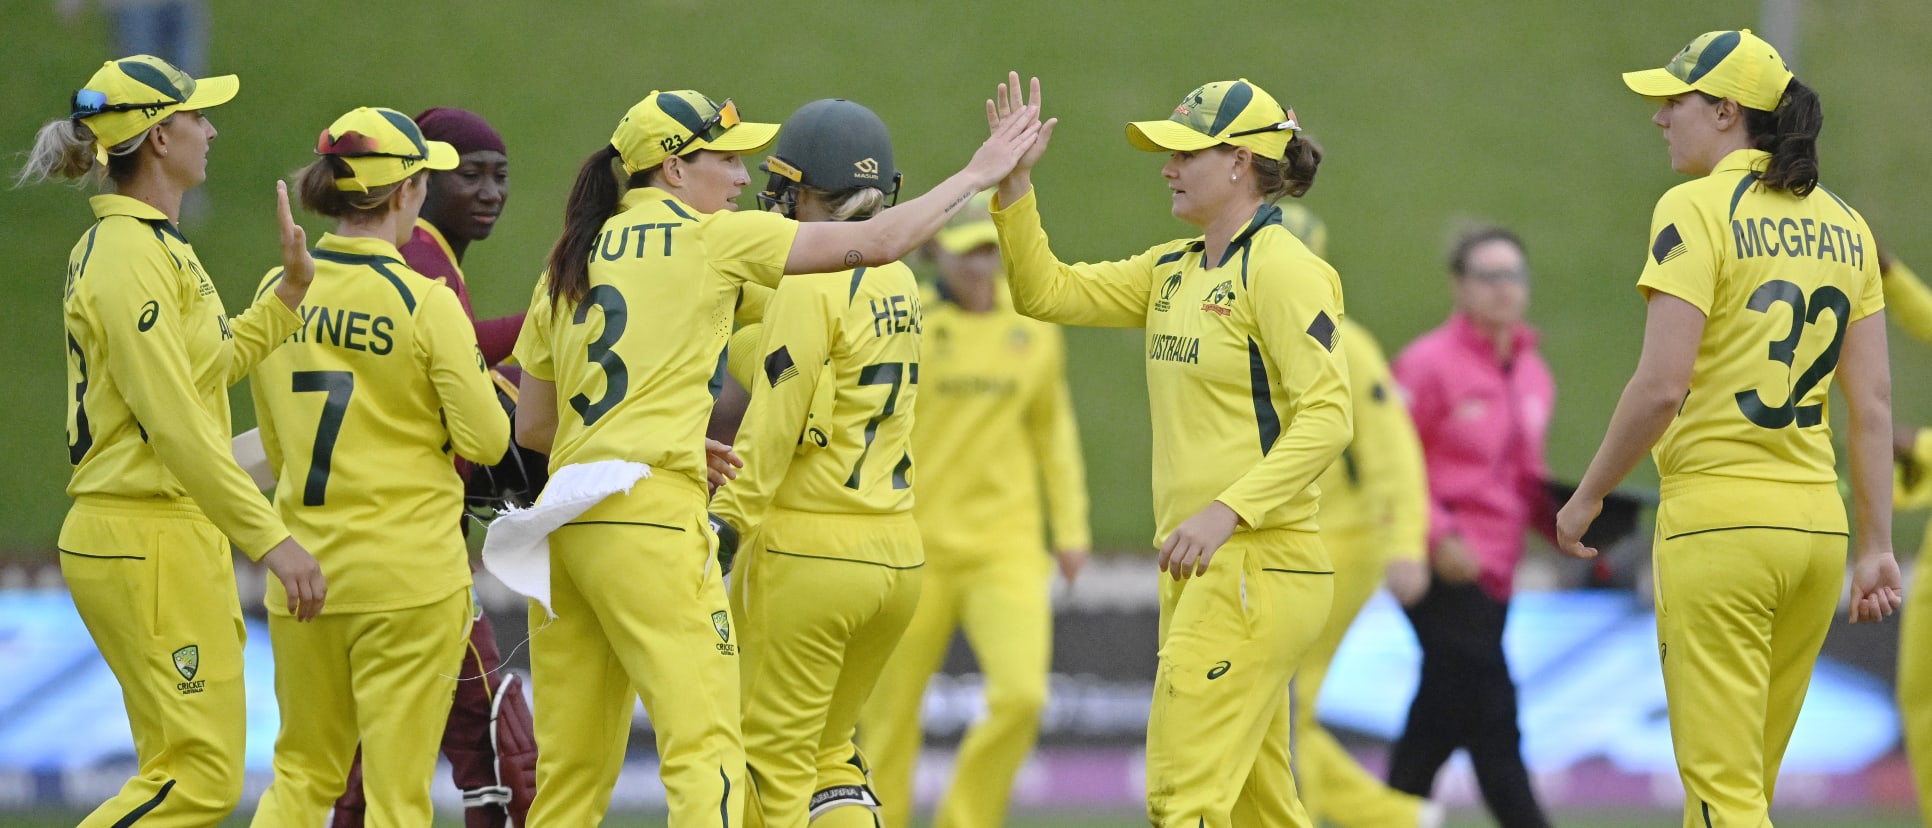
[4,0,1929,556]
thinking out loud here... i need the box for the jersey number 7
[293,370,355,506]
[844,361,917,491]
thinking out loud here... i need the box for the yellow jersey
[60,194,300,559]
[712,262,925,568]
[992,189,1352,549]
[1883,259,1932,343]
[515,187,797,506]
[906,285,1090,567]
[249,233,509,615]
[1314,317,1428,560]
[1638,148,1882,535]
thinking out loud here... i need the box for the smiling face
[1161,146,1247,228]
[422,150,508,243]
[666,150,750,214]
[1652,92,1741,176]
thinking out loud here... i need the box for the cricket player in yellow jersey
[1558,30,1902,827]
[856,192,1091,828]
[247,107,509,827]
[1878,253,1932,826]
[988,75,1351,828]
[1271,204,1441,828]
[20,55,327,826]
[711,98,928,828]
[511,89,1044,826]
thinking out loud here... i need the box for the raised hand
[963,83,1045,191]
[273,180,315,311]
[987,73,1058,207]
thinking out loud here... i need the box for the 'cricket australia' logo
[1153,273,1183,312]
[1201,280,1236,317]
[172,645,205,695]
[712,611,736,656]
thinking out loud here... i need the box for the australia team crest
[172,645,199,681]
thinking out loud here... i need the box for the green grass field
[6,2,1932,545]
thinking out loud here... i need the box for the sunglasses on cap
[1223,112,1300,139]
[665,98,741,158]
[69,88,176,120]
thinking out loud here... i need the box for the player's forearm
[223,288,304,386]
[1840,314,1895,558]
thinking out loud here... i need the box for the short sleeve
[1636,186,1720,314]
[705,209,800,291]
[1854,222,1886,323]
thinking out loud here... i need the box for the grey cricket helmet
[757,98,902,216]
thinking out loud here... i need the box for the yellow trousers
[251,587,471,827]
[525,477,745,828]
[735,509,923,828]
[1145,529,1332,828]
[860,552,1053,828]
[1295,526,1426,827]
[59,497,249,827]
[1654,527,1842,828]
[1897,558,1932,827]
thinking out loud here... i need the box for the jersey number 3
[570,285,628,426]
[1734,280,1849,429]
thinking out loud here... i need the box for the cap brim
[936,222,998,254]
[1621,67,1694,99]
[702,121,780,155]
[180,74,238,111]
[424,140,460,171]
[1126,119,1221,153]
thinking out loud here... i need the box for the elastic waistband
[70,494,213,521]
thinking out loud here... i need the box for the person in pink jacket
[1386,225,1554,828]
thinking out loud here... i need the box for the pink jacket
[1392,312,1555,600]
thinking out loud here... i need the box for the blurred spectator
[1387,225,1554,828]
[58,0,209,76]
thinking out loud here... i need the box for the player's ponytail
[545,145,625,309]
[1247,134,1323,203]
[293,156,411,218]
[1746,78,1822,197]
[15,116,156,188]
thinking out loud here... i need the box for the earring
[1231,173,1238,181]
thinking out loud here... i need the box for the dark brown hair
[546,145,646,308]
[1246,134,1322,203]
[293,156,411,217]
[1745,79,1822,196]
[1448,225,1525,277]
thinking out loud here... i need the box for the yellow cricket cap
[1277,202,1328,259]
[69,55,238,165]
[1622,29,1793,112]
[316,107,459,192]
[935,190,998,254]
[610,90,780,175]
[1127,79,1299,159]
